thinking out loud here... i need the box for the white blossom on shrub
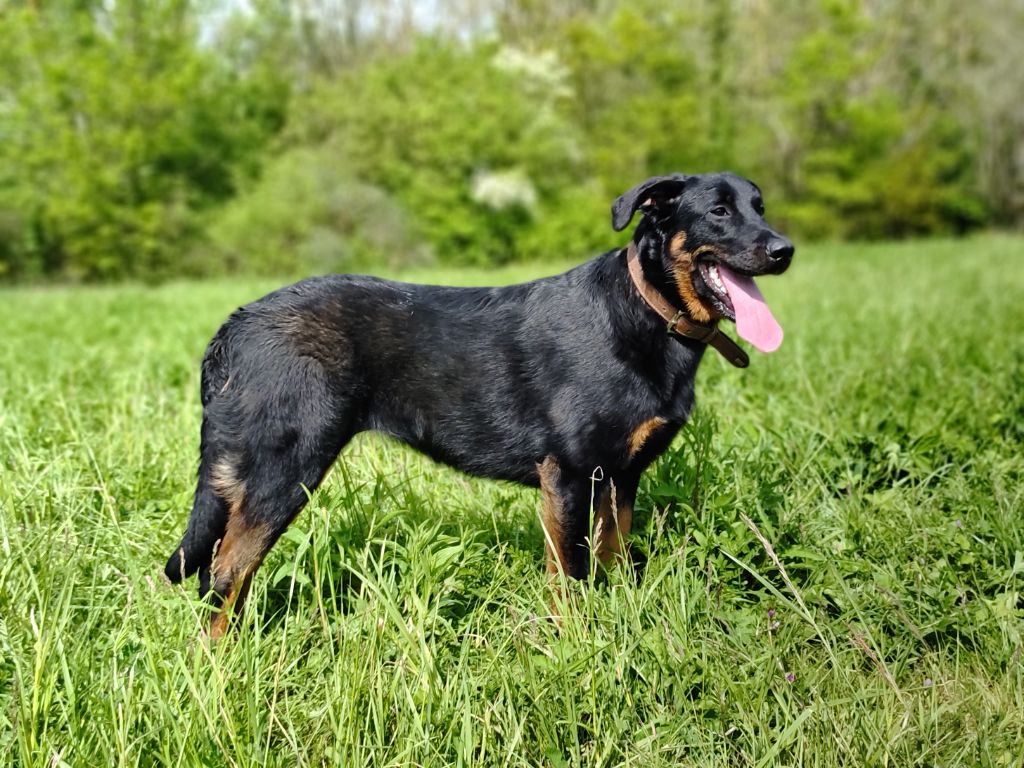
[492,46,571,99]
[471,169,538,211]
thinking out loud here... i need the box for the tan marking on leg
[628,416,668,458]
[592,483,634,567]
[207,505,269,641]
[209,568,259,642]
[669,231,722,324]
[537,456,568,577]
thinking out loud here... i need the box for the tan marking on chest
[628,416,668,458]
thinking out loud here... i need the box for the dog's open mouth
[697,260,784,353]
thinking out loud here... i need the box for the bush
[204,146,431,276]
[0,3,283,281]
[285,40,596,266]
[0,0,1013,282]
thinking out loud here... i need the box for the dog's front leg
[537,456,598,580]
[591,477,640,569]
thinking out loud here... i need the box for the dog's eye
[710,206,729,217]
[753,200,765,215]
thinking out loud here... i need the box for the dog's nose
[766,237,794,267]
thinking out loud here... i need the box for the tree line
[0,0,1020,281]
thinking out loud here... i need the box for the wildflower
[785,672,796,684]
[924,678,934,687]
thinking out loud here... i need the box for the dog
[164,172,794,638]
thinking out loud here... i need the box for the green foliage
[204,146,430,276]
[557,5,709,185]
[0,0,1018,281]
[0,1,283,281]
[1,238,1022,763]
[285,40,591,266]
[757,2,987,239]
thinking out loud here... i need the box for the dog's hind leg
[210,381,360,637]
[203,425,351,640]
[198,356,357,640]
[205,484,269,641]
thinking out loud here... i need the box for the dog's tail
[164,325,234,584]
[164,472,228,583]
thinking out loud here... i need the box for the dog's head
[613,172,793,353]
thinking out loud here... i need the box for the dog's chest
[626,360,697,453]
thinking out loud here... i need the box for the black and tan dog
[164,172,794,637]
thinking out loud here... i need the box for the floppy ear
[611,174,689,232]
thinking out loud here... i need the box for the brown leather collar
[626,242,749,368]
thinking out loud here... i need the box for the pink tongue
[717,266,783,353]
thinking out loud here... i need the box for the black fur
[164,171,793,608]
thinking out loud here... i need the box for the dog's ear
[611,174,689,232]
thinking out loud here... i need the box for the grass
[1,235,1023,766]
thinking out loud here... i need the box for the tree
[0,1,284,280]
[281,39,590,265]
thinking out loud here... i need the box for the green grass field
[1,237,1023,766]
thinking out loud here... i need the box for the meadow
[1,236,1022,766]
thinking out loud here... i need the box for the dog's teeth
[708,265,725,292]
